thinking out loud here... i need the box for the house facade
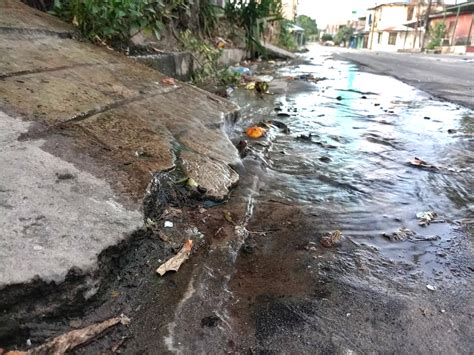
[366,1,444,52]
[282,0,299,21]
[427,2,474,54]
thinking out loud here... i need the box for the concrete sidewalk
[0,1,239,291]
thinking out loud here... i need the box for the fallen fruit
[246,126,266,139]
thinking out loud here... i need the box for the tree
[321,33,333,42]
[296,14,318,42]
[334,26,353,47]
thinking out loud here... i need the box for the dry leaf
[161,77,176,86]
[320,230,342,248]
[156,240,193,276]
[408,157,438,170]
[223,210,235,225]
[28,316,126,354]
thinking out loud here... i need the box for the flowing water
[229,47,473,270]
[158,47,473,353]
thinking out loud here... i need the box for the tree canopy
[296,15,318,36]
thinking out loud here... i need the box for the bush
[53,0,166,43]
[321,33,333,42]
[427,22,446,50]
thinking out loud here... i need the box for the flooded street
[133,46,473,354]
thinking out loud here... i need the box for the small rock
[447,129,456,134]
[201,315,220,328]
[426,284,436,291]
[361,95,367,99]
[319,156,331,163]
[424,116,431,120]
[336,96,343,101]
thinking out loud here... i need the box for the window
[377,32,382,44]
[388,33,397,45]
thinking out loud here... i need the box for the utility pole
[421,0,433,50]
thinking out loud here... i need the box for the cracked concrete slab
[0,111,143,286]
[0,1,240,289]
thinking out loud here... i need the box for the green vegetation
[278,20,298,51]
[224,0,283,55]
[180,30,240,85]
[334,26,353,47]
[52,0,219,44]
[427,22,446,50]
[296,15,318,43]
[52,0,171,43]
[321,33,333,42]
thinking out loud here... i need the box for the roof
[381,25,414,32]
[368,2,410,10]
[289,24,304,32]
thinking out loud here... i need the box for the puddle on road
[228,47,473,281]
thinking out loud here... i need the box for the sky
[297,0,464,28]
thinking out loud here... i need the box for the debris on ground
[161,207,182,220]
[15,316,130,355]
[245,82,256,90]
[416,211,439,226]
[383,227,416,241]
[237,140,251,158]
[164,221,174,228]
[255,75,274,83]
[408,157,438,170]
[223,210,236,225]
[156,239,193,276]
[383,227,440,242]
[426,285,436,291]
[320,230,342,248]
[246,126,267,139]
[230,66,251,76]
[255,81,269,94]
[161,77,177,86]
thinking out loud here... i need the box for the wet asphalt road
[333,48,474,109]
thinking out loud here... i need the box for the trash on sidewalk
[320,230,342,248]
[161,77,177,86]
[255,75,274,83]
[20,315,130,355]
[246,126,267,139]
[156,239,193,276]
[230,66,251,75]
[408,157,438,170]
[416,211,438,227]
[383,227,416,241]
[245,82,256,90]
[255,81,269,94]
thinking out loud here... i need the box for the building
[282,0,298,21]
[366,1,444,52]
[351,17,368,48]
[425,1,474,54]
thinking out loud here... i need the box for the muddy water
[158,47,473,354]
[230,47,473,271]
